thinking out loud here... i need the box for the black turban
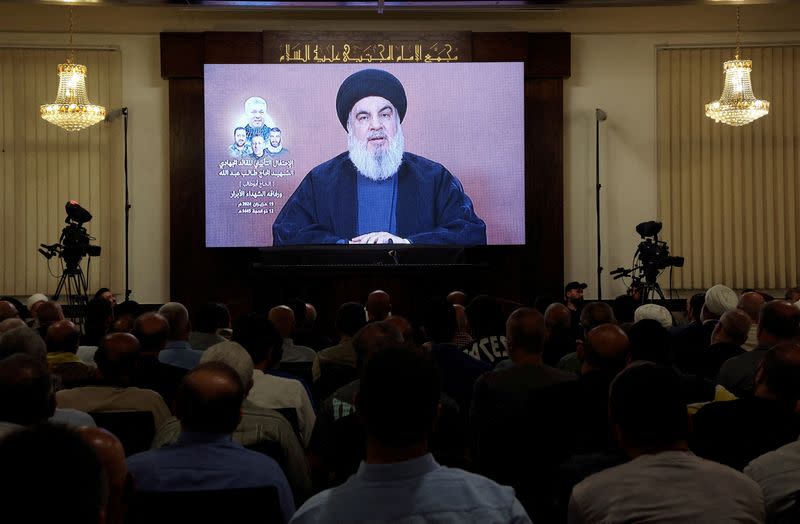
[336,69,407,130]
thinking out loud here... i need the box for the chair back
[129,486,282,524]
[89,410,155,457]
[274,408,301,443]
[278,361,314,386]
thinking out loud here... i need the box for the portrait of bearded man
[272,68,486,246]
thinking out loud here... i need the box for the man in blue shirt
[291,347,530,523]
[273,69,486,246]
[127,361,295,522]
[157,302,203,370]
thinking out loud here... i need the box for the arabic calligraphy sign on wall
[262,31,472,64]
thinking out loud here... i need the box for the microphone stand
[105,107,131,301]
[595,108,607,300]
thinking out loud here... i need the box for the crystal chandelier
[40,7,105,132]
[705,7,769,127]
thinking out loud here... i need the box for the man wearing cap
[272,68,486,246]
[564,282,587,340]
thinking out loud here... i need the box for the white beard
[347,123,404,181]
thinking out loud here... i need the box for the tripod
[53,261,90,326]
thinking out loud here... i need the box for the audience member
[451,303,473,350]
[693,343,800,470]
[739,291,765,351]
[309,321,404,488]
[112,300,141,333]
[47,319,99,388]
[152,341,311,504]
[0,354,54,438]
[471,307,578,518]
[611,294,638,325]
[269,305,317,363]
[188,302,229,351]
[0,317,25,334]
[81,296,114,349]
[0,423,107,524]
[77,426,129,524]
[292,347,531,523]
[127,362,295,522]
[673,284,738,375]
[365,289,392,321]
[446,290,467,306]
[34,300,65,338]
[558,301,616,374]
[569,362,763,523]
[94,287,118,307]
[56,333,171,428]
[745,431,800,521]
[0,325,95,428]
[0,300,19,322]
[25,292,48,319]
[542,302,576,367]
[572,324,630,453]
[464,294,509,366]
[563,281,587,340]
[312,302,366,381]
[718,300,800,397]
[233,313,316,447]
[785,286,800,303]
[696,309,750,381]
[131,312,187,407]
[422,298,489,416]
[157,302,203,370]
[633,303,673,329]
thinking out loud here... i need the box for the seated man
[272,68,486,246]
[568,362,763,523]
[269,306,316,363]
[46,320,99,388]
[56,333,171,429]
[0,354,55,438]
[152,341,312,505]
[292,347,530,523]
[312,302,367,383]
[157,302,203,370]
[127,362,294,522]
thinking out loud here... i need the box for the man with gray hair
[158,301,203,370]
[152,340,312,504]
[243,96,271,142]
[272,68,485,246]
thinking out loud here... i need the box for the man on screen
[229,127,252,158]
[266,128,289,157]
[272,69,486,246]
[250,135,268,162]
[243,96,271,142]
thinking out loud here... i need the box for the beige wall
[0,4,796,303]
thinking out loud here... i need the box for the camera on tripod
[635,221,684,278]
[609,220,684,303]
[39,201,101,271]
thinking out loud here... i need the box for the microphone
[388,250,399,265]
[105,107,128,123]
[595,108,607,122]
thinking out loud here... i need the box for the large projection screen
[205,63,525,247]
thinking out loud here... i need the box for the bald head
[95,333,140,386]
[757,343,800,402]
[738,292,765,323]
[268,305,295,338]
[366,290,391,321]
[77,427,127,490]
[582,324,630,374]
[176,362,244,434]
[46,320,80,354]
[0,301,19,322]
[544,302,571,331]
[759,300,800,344]
[0,318,26,335]
[36,301,64,326]
[579,302,616,333]
[713,309,752,346]
[132,312,170,352]
[506,308,546,358]
[446,291,467,306]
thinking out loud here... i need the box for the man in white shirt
[233,312,315,446]
[568,362,764,524]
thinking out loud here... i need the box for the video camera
[39,201,101,270]
[634,221,684,279]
